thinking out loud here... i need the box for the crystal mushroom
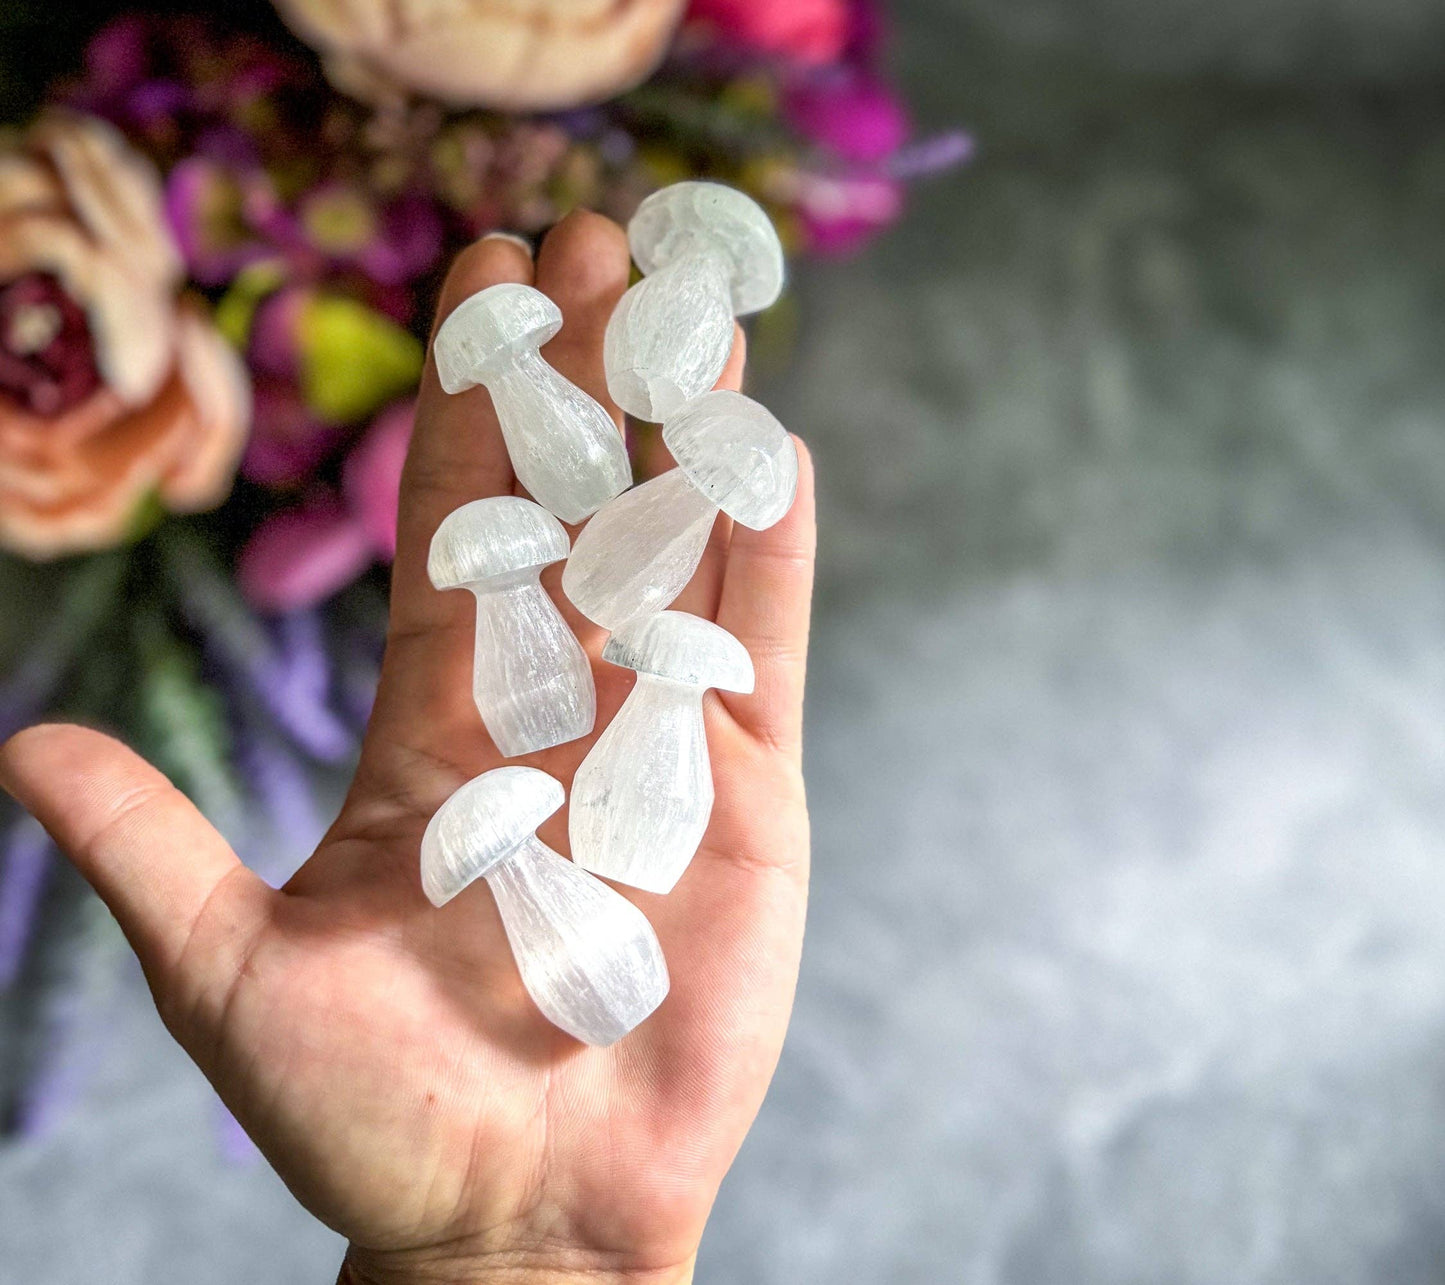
[429,496,594,757]
[604,181,784,421]
[421,766,670,1046]
[433,282,631,522]
[562,389,798,630]
[570,612,754,894]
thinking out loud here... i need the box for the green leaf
[299,295,423,424]
[214,260,288,349]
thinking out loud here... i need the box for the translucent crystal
[561,391,798,629]
[429,497,594,757]
[603,248,735,422]
[661,390,798,530]
[570,613,754,893]
[422,767,670,1046]
[605,181,785,421]
[561,468,717,631]
[433,283,630,522]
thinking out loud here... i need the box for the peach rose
[0,113,249,559]
[272,0,686,110]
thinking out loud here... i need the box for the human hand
[0,211,815,1285]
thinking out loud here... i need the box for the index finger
[388,234,535,640]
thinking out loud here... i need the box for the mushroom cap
[662,390,798,530]
[629,182,784,315]
[428,496,570,590]
[433,283,562,393]
[603,611,754,693]
[420,766,564,906]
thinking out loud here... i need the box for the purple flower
[238,399,414,612]
[81,15,150,97]
[887,130,976,178]
[0,818,52,990]
[785,67,909,164]
[233,706,325,886]
[161,529,355,762]
[165,158,275,286]
[241,382,343,488]
[214,1100,260,1165]
[11,901,128,1140]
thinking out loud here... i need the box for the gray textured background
[7,1,1445,1280]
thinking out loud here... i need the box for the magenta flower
[247,287,307,381]
[80,15,150,98]
[238,493,374,614]
[785,67,910,164]
[793,171,904,255]
[686,0,848,63]
[342,399,413,560]
[72,15,309,132]
[238,400,414,612]
[294,186,444,286]
[240,382,342,488]
[165,157,276,285]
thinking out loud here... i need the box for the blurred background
[5,0,1445,1281]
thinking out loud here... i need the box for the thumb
[0,723,271,1023]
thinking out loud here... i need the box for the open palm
[0,212,816,1285]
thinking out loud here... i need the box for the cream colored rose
[273,0,686,110]
[0,113,249,559]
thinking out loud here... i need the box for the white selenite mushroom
[421,766,670,1046]
[433,283,631,522]
[569,612,754,894]
[429,496,594,756]
[603,181,784,422]
[561,389,797,630]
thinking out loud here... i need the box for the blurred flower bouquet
[0,0,967,1139]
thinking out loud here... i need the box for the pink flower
[238,400,413,612]
[240,383,340,488]
[687,0,848,63]
[785,68,909,163]
[342,398,411,560]
[793,171,904,255]
[238,493,375,614]
[0,113,249,559]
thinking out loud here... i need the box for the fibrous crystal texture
[605,181,785,421]
[603,248,735,422]
[422,767,670,1046]
[663,390,798,529]
[490,836,669,1046]
[429,496,594,756]
[561,468,718,630]
[571,613,754,893]
[434,283,630,522]
[562,390,797,629]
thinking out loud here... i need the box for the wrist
[338,1248,696,1285]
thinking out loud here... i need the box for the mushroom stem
[483,346,632,523]
[469,577,595,757]
[561,466,718,631]
[569,675,712,894]
[487,833,671,1047]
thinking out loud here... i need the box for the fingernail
[480,232,533,255]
